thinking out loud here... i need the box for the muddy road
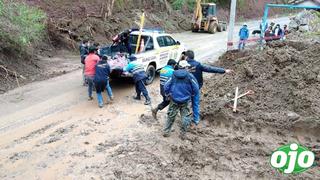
[2,17,314,180]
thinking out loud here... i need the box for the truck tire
[217,24,222,32]
[145,64,156,85]
[223,25,227,31]
[208,22,217,34]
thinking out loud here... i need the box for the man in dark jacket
[79,39,89,64]
[273,24,283,40]
[264,26,274,42]
[123,56,151,105]
[185,50,233,126]
[152,59,177,119]
[94,55,113,108]
[80,39,89,85]
[163,69,199,139]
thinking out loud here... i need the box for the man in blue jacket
[94,55,113,108]
[163,69,200,139]
[123,56,151,105]
[238,24,249,50]
[152,59,177,119]
[185,50,233,126]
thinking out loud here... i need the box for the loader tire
[223,25,227,31]
[217,25,222,32]
[208,23,217,34]
[191,25,198,32]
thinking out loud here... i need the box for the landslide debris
[202,40,320,131]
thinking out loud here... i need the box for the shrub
[0,0,46,48]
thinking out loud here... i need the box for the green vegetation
[0,0,46,49]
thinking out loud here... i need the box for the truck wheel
[208,23,217,34]
[217,25,222,32]
[145,65,156,85]
[223,25,227,31]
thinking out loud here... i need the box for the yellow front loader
[191,0,227,34]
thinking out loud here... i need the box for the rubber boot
[133,95,141,100]
[151,107,159,119]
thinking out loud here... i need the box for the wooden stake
[229,90,254,102]
[233,87,239,113]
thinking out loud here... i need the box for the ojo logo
[270,143,315,174]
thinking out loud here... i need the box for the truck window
[145,37,154,51]
[157,36,176,47]
[157,36,166,47]
[163,36,176,46]
[129,35,152,54]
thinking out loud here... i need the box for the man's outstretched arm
[200,64,234,74]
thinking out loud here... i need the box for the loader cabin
[201,3,217,18]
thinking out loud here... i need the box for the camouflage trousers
[164,101,192,135]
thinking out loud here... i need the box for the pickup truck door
[157,36,180,68]
[133,35,158,70]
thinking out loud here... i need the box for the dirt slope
[203,40,320,130]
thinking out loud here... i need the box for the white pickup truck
[103,29,186,84]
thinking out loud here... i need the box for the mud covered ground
[0,51,81,94]
[0,39,319,179]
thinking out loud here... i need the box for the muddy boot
[144,99,151,105]
[133,96,141,100]
[88,96,93,101]
[151,107,159,119]
[179,131,186,140]
[190,123,198,131]
[163,132,170,137]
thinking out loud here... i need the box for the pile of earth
[202,40,320,132]
[183,40,320,178]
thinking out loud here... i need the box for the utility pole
[227,0,237,51]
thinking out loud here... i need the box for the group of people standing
[238,22,289,50]
[79,40,233,139]
[80,42,113,108]
[264,22,289,42]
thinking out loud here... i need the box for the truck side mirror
[176,41,181,45]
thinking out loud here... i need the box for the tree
[104,0,116,20]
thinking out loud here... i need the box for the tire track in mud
[0,93,158,179]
